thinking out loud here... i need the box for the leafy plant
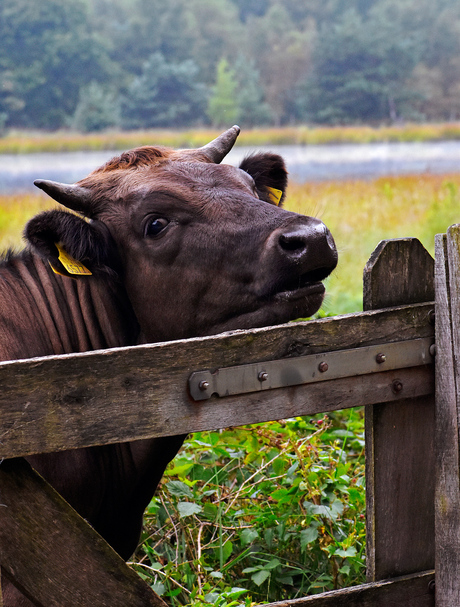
[130,410,366,605]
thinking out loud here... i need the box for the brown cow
[0,127,337,606]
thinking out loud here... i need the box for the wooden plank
[363,238,435,309]
[259,570,435,607]
[0,303,434,459]
[435,227,460,606]
[364,239,435,580]
[0,458,167,607]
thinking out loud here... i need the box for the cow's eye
[145,217,169,237]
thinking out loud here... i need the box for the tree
[407,2,460,120]
[121,53,207,128]
[299,7,422,123]
[207,58,239,127]
[233,56,272,126]
[104,0,197,77]
[0,0,114,129]
[229,0,268,22]
[185,0,244,84]
[72,82,121,132]
[246,5,316,124]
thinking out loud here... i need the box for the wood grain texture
[0,458,167,607]
[261,570,435,607]
[435,228,460,606]
[0,303,434,459]
[364,239,435,581]
[363,238,435,309]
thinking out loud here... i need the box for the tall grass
[0,175,457,604]
[2,122,460,154]
[0,192,52,252]
[285,174,460,315]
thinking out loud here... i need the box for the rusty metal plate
[189,337,434,401]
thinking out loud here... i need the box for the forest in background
[1,0,460,133]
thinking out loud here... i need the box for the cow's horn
[199,125,240,163]
[34,180,93,215]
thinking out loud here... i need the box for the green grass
[286,174,460,315]
[2,122,460,154]
[1,173,457,604]
[0,193,53,251]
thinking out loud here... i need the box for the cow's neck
[0,251,139,361]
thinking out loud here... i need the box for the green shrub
[131,410,365,605]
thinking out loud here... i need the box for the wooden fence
[2,227,460,606]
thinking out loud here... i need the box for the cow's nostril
[276,221,338,280]
[279,233,307,253]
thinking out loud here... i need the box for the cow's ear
[239,152,288,206]
[24,210,121,278]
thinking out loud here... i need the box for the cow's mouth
[206,272,328,336]
[271,267,329,302]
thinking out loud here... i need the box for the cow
[0,126,337,606]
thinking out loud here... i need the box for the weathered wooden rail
[2,228,460,606]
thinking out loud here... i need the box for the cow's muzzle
[268,218,337,291]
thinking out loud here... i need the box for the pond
[2,140,460,193]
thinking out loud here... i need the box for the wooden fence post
[364,238,435,581]
[435,225,460,605]
[0,458,167,607]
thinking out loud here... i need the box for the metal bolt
[430,343,437,357]
[258,371,268,382]
[428,579,435,594]
[198,380,209,392]
[428,309,435,326]
[318,361,329,373]
[376,353,386,364]
[392,380,403,394]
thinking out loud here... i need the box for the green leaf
[300,527,319,549]
[251,569,270,586]
[210,571,224,579]
[203,502,218,520]
[151,583,165,595]
[349,487,363,502]
[276,575,294,585]
[177,501,202,518]
[335,546,358,558]
[242,566,259,574]
[166,480,193,498]
[264,558,281,570]
[270,488,290,501]
[240,528,259,546]
[331,499,344,518]
[304,501,332,518]
[264,527,274,548]
[166,462,194,476]
[272,457,285,475]
[204,592,220,603]
[287,462,299,476]
[222,539,233,562]
[226,587,248,599]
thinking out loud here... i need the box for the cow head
[26,127,338,343]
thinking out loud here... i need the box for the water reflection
[2,141,460,193]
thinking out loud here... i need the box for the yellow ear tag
[51,243,92,276]
[266,187,283,205]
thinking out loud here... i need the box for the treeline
[1,0,460,132]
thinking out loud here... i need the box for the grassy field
[2,122,460,154]
[287,173,460,315]
[0,174,457,605]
